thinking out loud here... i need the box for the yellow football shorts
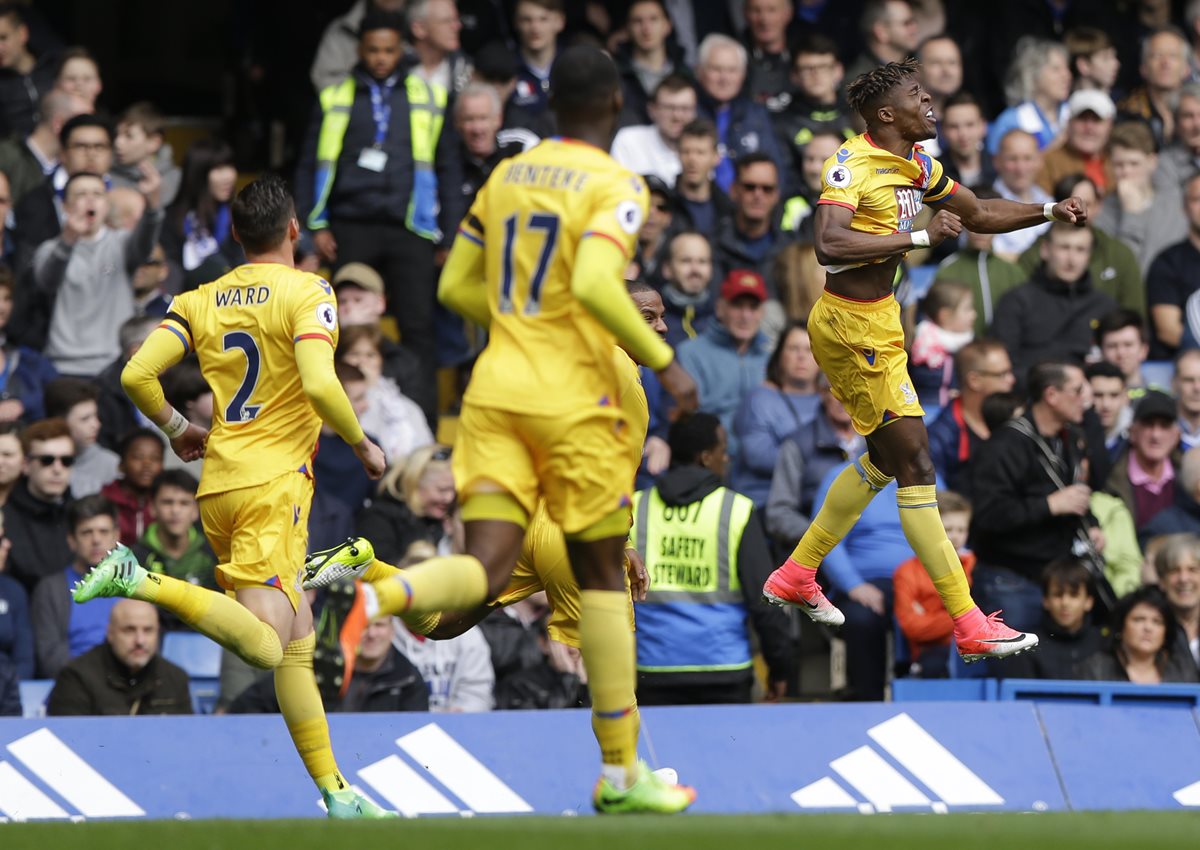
[201,471,312,612]
[452,401,636,535]
[808,290,924,436]
[491,500,635,647]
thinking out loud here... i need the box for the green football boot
[72,544,149,603]
[592,761,697,814]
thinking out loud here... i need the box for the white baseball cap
[1067,89,1116,120]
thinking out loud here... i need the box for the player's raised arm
[938,182,1088,233]
[121,307,208,461]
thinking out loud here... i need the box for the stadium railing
[892,677,1200,706]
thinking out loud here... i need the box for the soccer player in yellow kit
[762,59,1088,662]
[333,47,697,813]
[72,176,391,819]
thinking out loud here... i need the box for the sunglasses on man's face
[32,454,75,468]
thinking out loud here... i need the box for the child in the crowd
[909,280,976,410]
[894,490,976,678]
[131,243,172,317]
[111,101,181,207]
[1004,558,1106,680]
[43,377,120,498]
[99,427,164,544]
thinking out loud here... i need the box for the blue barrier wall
[0,703,1198,821]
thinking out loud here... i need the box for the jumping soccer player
[72,176,391,818]
[762,58,1085,662]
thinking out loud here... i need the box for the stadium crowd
[3,0,1200,715]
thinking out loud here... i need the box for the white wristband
[910,229,930,248]
[1044,202,1057,221]
[160,408,189,440]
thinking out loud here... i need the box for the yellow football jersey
[457,138,650,415]
[160,264,340,497]
[818,133,957,271]
[614,346,649,465]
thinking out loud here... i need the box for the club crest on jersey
[825,164,852,188]
[894,187,924,233]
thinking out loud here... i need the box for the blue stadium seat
[161,632,222,714]
[892,678,999,702]
[1142,359,1175,389]
[19,679,54,718]
[998,678,1200,707]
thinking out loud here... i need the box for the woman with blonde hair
[355,444,456,565]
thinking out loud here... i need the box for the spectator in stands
[933,194,1023,338]
[987,38,1072,155]
[0,420,20,506]
[765,375,865,548]
[1037,90,1114,197]
[1065,27,1121,98]
[1141,449,1200,548]
[971,362,1095,633]
[310,0,406,92]
[909,280,975,411]
[132,469,216,591]
[1176,350,1200,452]
[1119,27,1191,150]
[0,269,57,424]
[1106,390,1181,528]
[743,0,793,114]
[32,168,164,378]
[990,129,1054,261]
[993,223,1118,383]
[3,417,73,592]
[616,0,688,127]
[297,13,462,381]
[632,175,675,283]
[1155,82,1200,192]
[779,129,840,232]
[0,539,34,678]
[357,444,455,566]
[406,0,470,97]
[0,654,15,713]
[1153,534,1200,674]
[927,340,1016,498]
[676,269,770,463]
[732,320,819,507]
[775,34,854,188]
[1095,122,1187,277]
[307,362,374,551]
[99,428,162,546]
[31,495,120,678]
[159,356,210,482]
[0,89,86,210]
[1079,586,1199,683]
[658,230,716,350]
[111,102,181,209]
[0,3,57,138]
[915,35,961,157]
[631,411,792,704]
[511,0,564,116]
[130,244,171,318]
[1147,173,1200,359]
[694,34,784,194]
[90,308,156,453]
[456,83,522,208]
[1087,361,1133,460]
[714,153,794,299]
[939,92,995,189]
[336,325,433,465]
[46,598,192,715]
[51,47,101,112]
[162,138,239,287]
[1097,309,1152,390]
[894,490,974,679]
[844,0,918,84]
[612,75,695,186]
[478,596,585,710]
[1004,558,1104,680]
[43,378,118,498]
[674,118,729,238]
[469,41,551,144]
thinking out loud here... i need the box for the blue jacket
[0,573,34,679]
[731,385,819,507]
[0,342,58,423]
[675,323,770,463]
[764,410,859,545]
[697,90,787,194]
[927,399,983,498]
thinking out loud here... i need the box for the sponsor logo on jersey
[836,148,852,164]
[895,187,924,232]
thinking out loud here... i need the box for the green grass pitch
[3,812,1199,850]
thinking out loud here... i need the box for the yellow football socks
[372,554,489,616]
[581,589,639,788]
[274,632,345,792]
[136,572,283,669]
[897,485,975,617]
[789,453,892,570]
[361,559,402,583]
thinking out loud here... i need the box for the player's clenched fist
[1052,196,1089,226]
[926,209,963,246]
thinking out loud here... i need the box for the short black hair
[1041,557,1096,596]
[625,280,656,296]
[1110,586,1179,656]
[549,45,621,123]
[231,174,295,255]
[668,412,722,467]
[627,0,669,20]
[359,9,404,38]
[734,151,777,180]
[794,31,840,59]
[1027,360,1080,403]
[60,113,112,149]
[150,468,199,499]
[162,355,210,411]
[0,3,25,26]
[943,90,983,114]
[118,427,164,461]
[981,391,1024,432]
[680,118,718,143]
[67,494,118,534]
[472,42,520,83]
[1085,360,1125,382]
[44,378,101,419]
[847,57,921,122]
[1095,308,1146,346]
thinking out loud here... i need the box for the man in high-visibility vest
[295,11,463,379]
[631,411,794,705]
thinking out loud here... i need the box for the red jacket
[894,551,976,656]
[99,481,152,546]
